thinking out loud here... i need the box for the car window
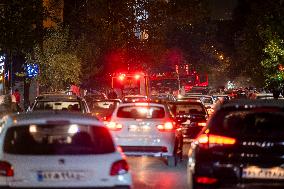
[4,124,115,155]
[93,101,118,110]
[209,110,284,137]
[33,101,82,112]
[201,97,213,104]
[117,106,165,119]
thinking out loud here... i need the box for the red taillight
[157,122,175,131]
[197,122,207,127]
[110,160,129,176]
[0,161,14,177]
[106,122,123,131]
[197,134,236,147]
[196,176,218,184]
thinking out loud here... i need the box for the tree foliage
[32,27,81,91]
[231,0,284,87]
[0,0,44,54]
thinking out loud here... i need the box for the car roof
[36,94,82,101]
[4,111,102,128]
[118,102,165,108]
[168,101,204,105]
[218,99,284,111]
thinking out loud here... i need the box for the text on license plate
[243,166,284,179]
[37,171,85,181]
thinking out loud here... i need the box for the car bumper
[120,146,173,157]
[192,162,284,188]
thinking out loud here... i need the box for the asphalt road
[127,143,190,189]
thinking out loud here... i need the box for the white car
[0,112,132,189]
[107,102,183,167]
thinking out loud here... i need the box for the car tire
[167,155,177,167]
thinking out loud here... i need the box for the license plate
[37,171,85,181]
[243,166,284,179]
[128,125,151,132]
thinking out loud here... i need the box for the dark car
[167,101,208,140]
[188,99,284,189]
[90,99,121,121]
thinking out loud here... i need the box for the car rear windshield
[168,103,206,115]
[4,124,115,155]
[33,101,82,112]
[117,106,165,119]
[209,110,284,137]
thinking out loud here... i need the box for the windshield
[210,110,284,137]
[4,124,115,155]
[117,106,165,119]
[33,101,82,112]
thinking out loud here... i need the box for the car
[29,94,90,113]
[0,111,132,188]
[167,101,208,141]
[107,102,183,166]
[181,94,216,115]
[187,99,284,189]
[84,93,108,103]
[212,94,231,102]
[150,93,176,103]
[122,95,148,103]
[255,93,284,100]
[90,99,122,121]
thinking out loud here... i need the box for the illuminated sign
[0,55,5,74]
[25,63,39,78]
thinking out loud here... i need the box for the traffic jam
[1,69,284,189]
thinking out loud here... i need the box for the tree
[32,27,81,92]
[261,28,284,89]
[231,0,284,87]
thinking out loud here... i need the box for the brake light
[110,160,129,176]
[196,176,218,184]
[106,122,123,131]
[0,161,14,177]
[197,122,207,127]
[157,122,175,131]
[197,134,236,147]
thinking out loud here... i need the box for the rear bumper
[121,146,173,157]
[193,162,284,188]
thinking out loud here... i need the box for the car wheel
[167,155,177,167]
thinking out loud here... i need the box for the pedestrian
[12,89,22,112]
[13,89,21,104]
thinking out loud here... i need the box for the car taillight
[157,122,175,131]
[110,160,129,176]
[197,122,207,127]
[106,122,123,131]
[197,134,236,148]
[0,161,14,177]
[196,176,218,184]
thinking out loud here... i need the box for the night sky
[208,0,238,20]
